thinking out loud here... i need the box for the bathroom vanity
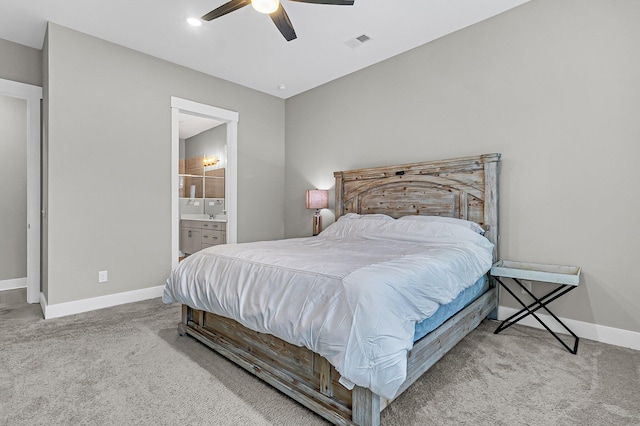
[180,215,227,255]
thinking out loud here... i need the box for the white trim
[0,277,27,292]
[0,78,42,305]
[498,306,640,351]
[225,121,238,244]
[171,97,239,123]
[40,286,165,319]
[170,97,239,271]
[171,107,180,270]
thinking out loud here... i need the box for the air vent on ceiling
[345,34,371,49]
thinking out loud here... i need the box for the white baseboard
[33,287,640,351]
[0,277,27,292]
[40,285,165,319]
[498,306,640,352]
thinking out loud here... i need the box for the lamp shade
[306,189,328,210]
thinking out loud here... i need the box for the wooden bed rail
[178,286,497,425]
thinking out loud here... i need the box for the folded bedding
[163,215,493,399]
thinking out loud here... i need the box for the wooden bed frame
[177,153,501,425]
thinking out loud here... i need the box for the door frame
[0,78,42,304]
[170,97,239,270]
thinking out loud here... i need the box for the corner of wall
[41,25,49,301]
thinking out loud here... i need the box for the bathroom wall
[184,125,227,169]
[179,125,227,218]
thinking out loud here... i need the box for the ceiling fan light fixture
[251,0,279,14]
[186,17,202,27]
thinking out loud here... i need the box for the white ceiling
[0,0,529,99]
[179,113,224,139]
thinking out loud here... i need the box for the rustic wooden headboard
[334,153,501,259]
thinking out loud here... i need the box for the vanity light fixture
[306,189,328,236]
[202,155,219,167]
[252,0,280,14]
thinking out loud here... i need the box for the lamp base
[312,211,322,236]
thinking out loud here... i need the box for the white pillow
[339,213,395,221]
[397,215,485,234]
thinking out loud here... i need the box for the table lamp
[306,189,328,236]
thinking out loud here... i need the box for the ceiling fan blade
[202,0,251,21]
[288,0,354,5]
[270,4,297,41]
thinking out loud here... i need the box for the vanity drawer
[201,230,225,246]
[181,220,202,229]
[202,221,226,231]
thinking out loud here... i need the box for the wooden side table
[491,260,582,354]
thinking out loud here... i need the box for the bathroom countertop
[181,214,227,223]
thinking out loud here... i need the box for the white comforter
[163,215,494,399]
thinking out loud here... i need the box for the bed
[164,153,501,425]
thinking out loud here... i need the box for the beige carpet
[1,288,639,425]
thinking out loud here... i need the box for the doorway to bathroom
[170,97,239,270]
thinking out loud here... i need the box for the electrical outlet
[98,270,108,283]
[521,280,532,294]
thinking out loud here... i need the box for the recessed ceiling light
[187,17,202,27]
[278,84,287,90]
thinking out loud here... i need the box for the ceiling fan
[201,0,355,42]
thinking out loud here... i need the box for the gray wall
[44,23,285,305]
[0,38,42,87]
[184,125,227,166]
[0,94,27,281]
[285,0,640,333]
